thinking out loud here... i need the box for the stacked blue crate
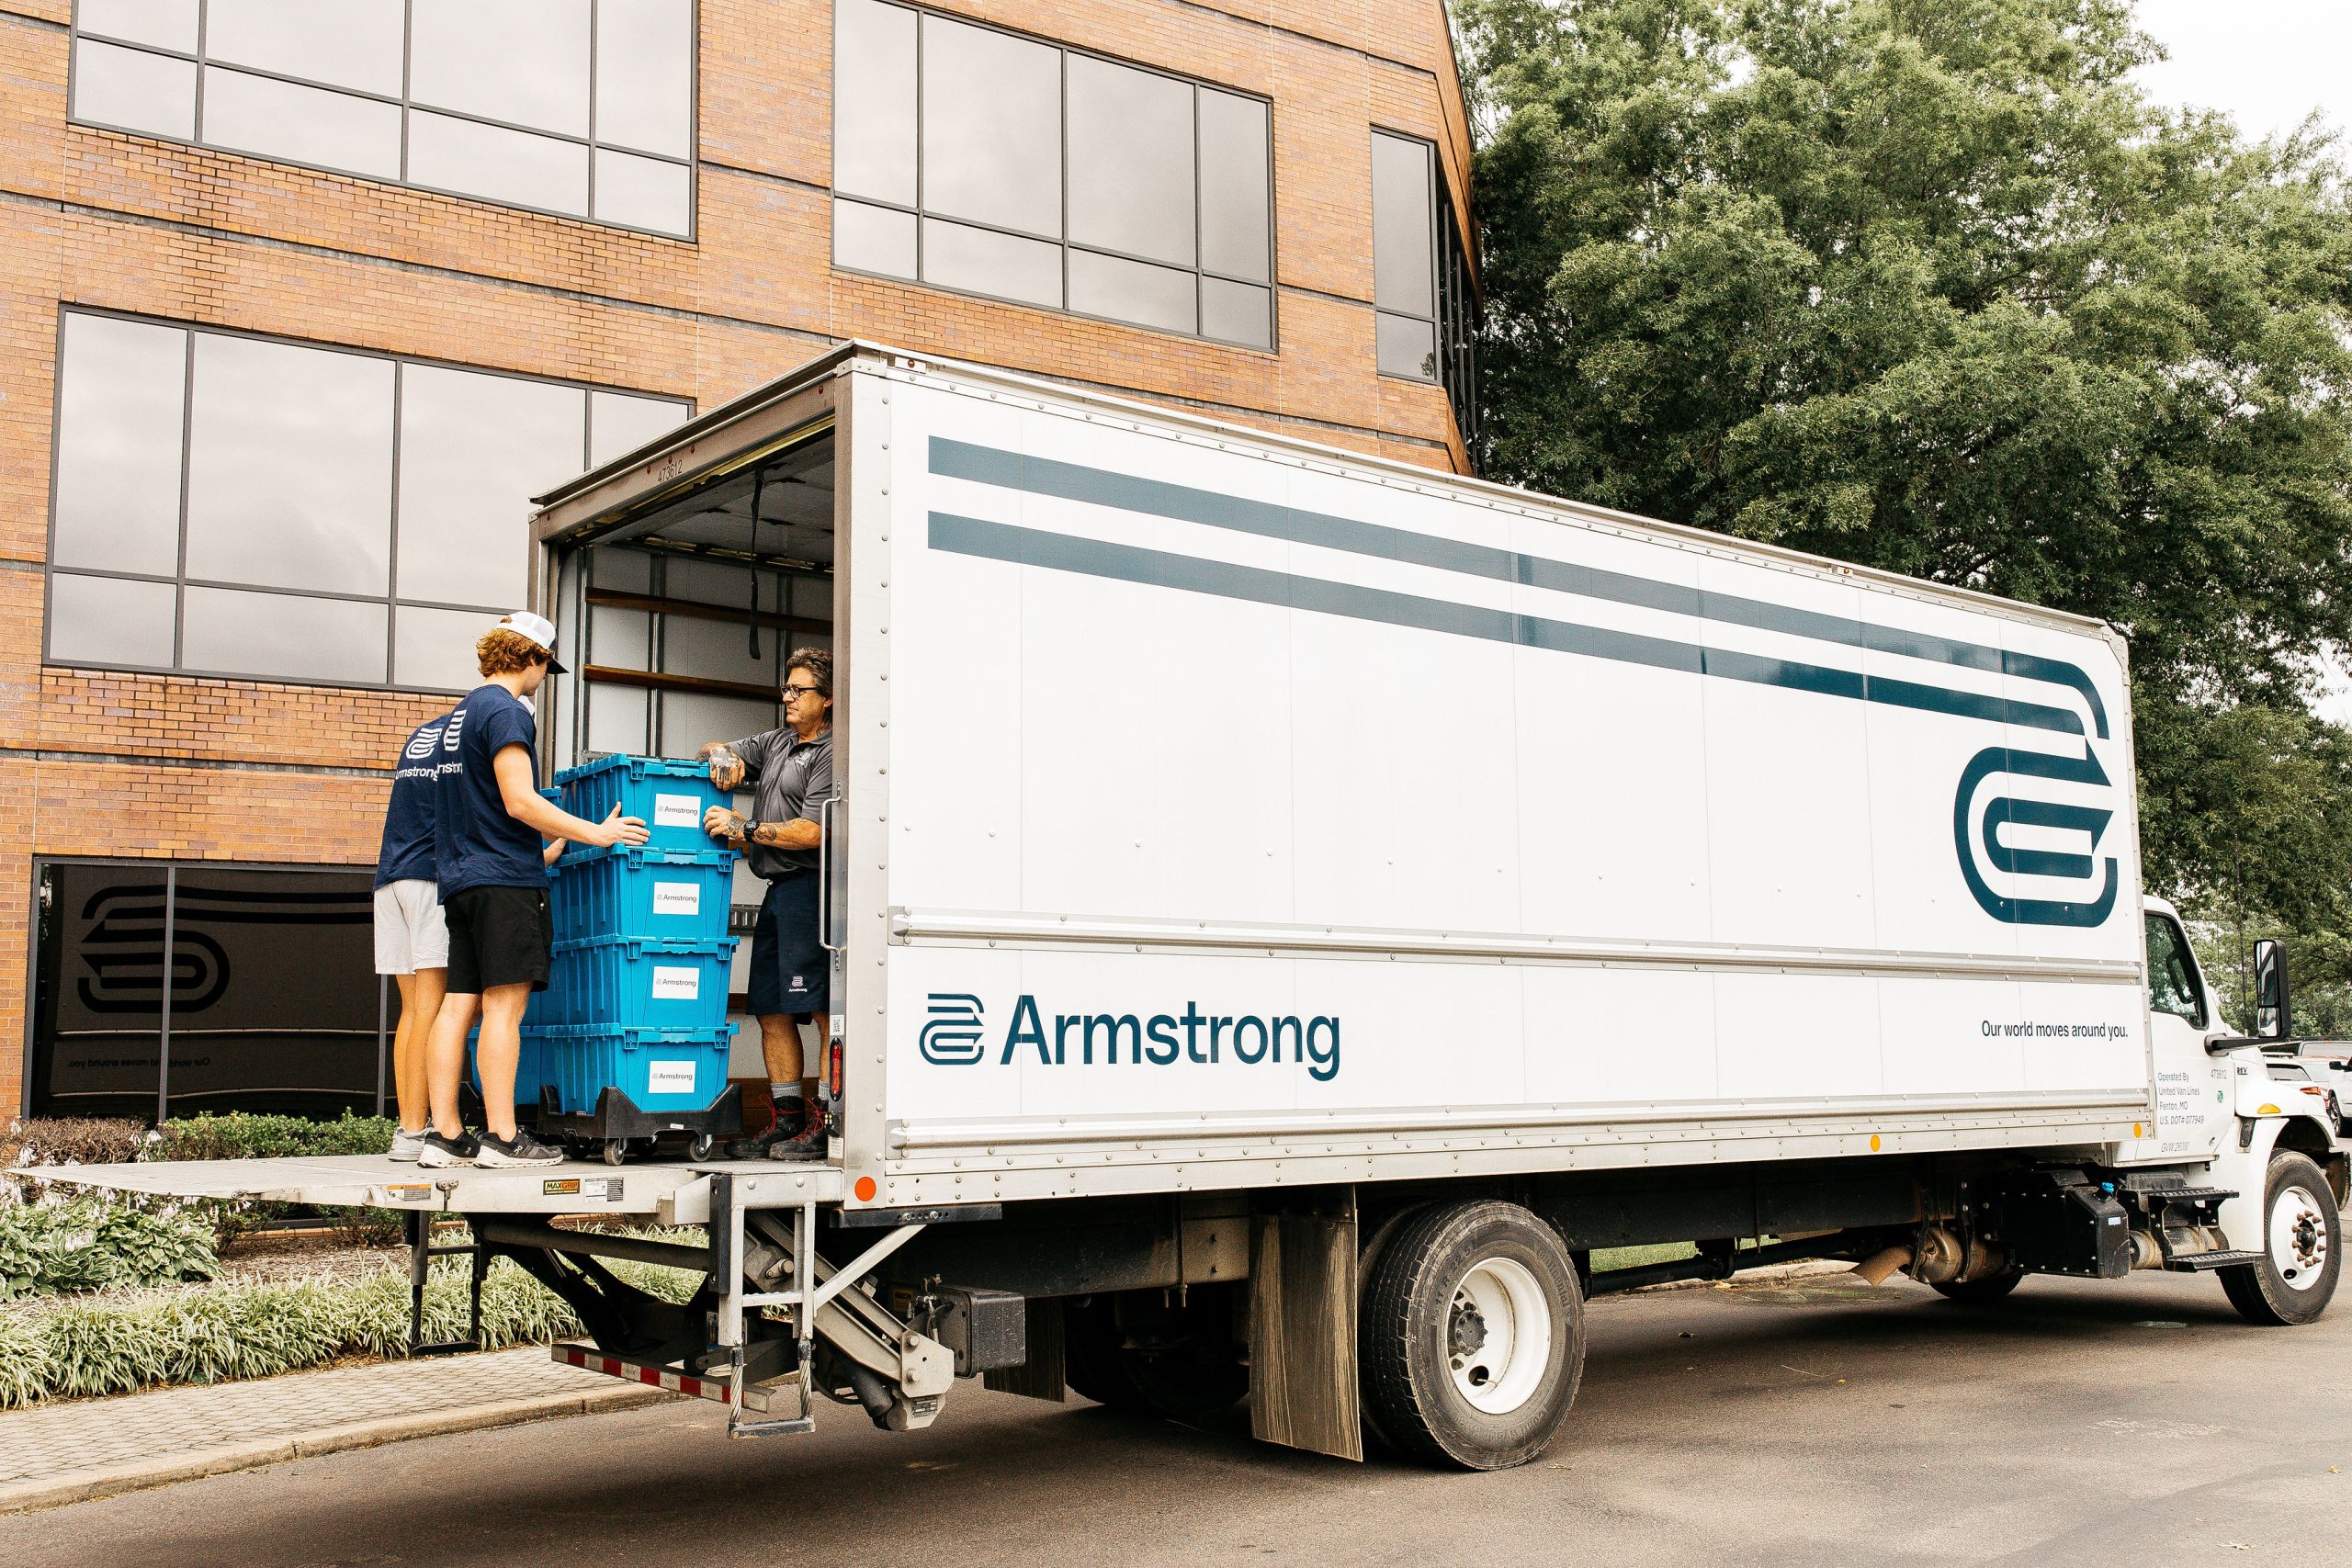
[520,756,743,1144]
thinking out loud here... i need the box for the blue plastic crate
[549,843,736,945]
[530,1022,737,1117]
[554,755,731,853]
[538,934,736,1029]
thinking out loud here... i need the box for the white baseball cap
[497,610,568,674]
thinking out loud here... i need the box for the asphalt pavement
[11,1269,2344,1567]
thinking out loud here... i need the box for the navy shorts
[749,873,827,1018]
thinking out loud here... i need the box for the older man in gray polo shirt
[699,647,834,1159]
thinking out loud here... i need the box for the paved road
[14,1269,2346,1567]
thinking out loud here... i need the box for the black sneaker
[417,1129,480,1168]
[738,1116,828,1162]
[475,1128,563,1168]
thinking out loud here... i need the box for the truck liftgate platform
[29,1156,993,1439]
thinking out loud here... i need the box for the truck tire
[1063,1292,1248,1420]
[1359,1200,1584,1471]
[2221,1150,2341,1326]
[1929,1272,2023,1304]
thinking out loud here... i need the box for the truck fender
[2209,1110,2342,1253]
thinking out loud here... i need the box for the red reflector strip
[554,1343,736,1405]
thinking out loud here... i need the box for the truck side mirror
[2254,938,2291,1041]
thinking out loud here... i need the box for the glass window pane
[1199,89,1271,283]
[1201,276,1272,349]
[77,0,197,51]
[410,0,591,137]
[408,112,589,215]
[833,0,917,205]
[52,313,187,575]
[396,365,585,606]
[180,586,387,684]
[920,16,1060,236]
[203,0,403,96]
[1066,57,1193,267]
[394,604,499,692]
[1069,249,1195,335]
[49,573,176,668]
[73,39,195,140]
[594,0,694,158]
[921,217,1060,309]
[1371,131,1435,317]
[1376,310,1436,381]
[164,868,380,1117]
[200,68,403,179]
[184,333,394,596]
[589,391,689,468]
[834,197,916,278]
[592,148,692,234]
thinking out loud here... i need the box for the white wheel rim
[2269,1184,2330,1292]
[1447,1257,1552,1415]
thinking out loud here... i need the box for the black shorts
[443,884,552,995]
[749,873,828,1018]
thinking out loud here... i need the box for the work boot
[728,1102,825,1160]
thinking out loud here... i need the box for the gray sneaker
[388,1126,429,1163]
[475,1129,563,1168]
[418,1129,480,1168]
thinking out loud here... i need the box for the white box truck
[50,343,2349,1471]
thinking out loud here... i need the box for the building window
[831,0,1276,349]
[28,861,396,1120]
[46,309,690,693]
[1371,129,1479,453]
[68,0,697,237]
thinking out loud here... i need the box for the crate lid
[554,843,740,871]
[525,1022,740,1044]
[549,934,738,958]
[553,754,720,786]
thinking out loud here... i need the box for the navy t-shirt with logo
[375,713,450,888]
[433,684,546,899]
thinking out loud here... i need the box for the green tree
[1462,0,2352,1007]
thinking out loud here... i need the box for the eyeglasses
[783,684,823,700]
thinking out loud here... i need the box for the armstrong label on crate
[652,794,702,828]
[650,965,702,1000]
[651,881,701,917]
[647,1059,698,1094]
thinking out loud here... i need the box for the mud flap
[1249,1186,1362,1461]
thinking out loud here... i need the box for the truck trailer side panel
[848,362,2151,1206]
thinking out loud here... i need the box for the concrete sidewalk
[0,1345,677,1515]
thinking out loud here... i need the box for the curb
[0,1382,678,1517]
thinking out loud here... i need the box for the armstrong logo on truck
[921,993,1341,1079]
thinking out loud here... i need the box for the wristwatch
[741,818,762,843]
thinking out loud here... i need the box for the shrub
[1,1118,148,1180]
[155,1111,396,1162]
[0,1194,219,1300]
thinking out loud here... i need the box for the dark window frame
[23,855,393,1123]
[67,0,700,241]
[44,304,693,696]
[2143,910,2209,1029]
[829,0,1279,353]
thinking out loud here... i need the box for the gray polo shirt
[724,726,833,880]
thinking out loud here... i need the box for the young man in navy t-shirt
[374,709,451,1163]
[420,612,648,1168]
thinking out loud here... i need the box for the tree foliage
[1461,0,2352,993]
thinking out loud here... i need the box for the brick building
[0,0,1476,1120]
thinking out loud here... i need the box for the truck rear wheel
[1359,1200,1583,1471]
[2221,1150,2341,1326]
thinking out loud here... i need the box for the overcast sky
[2130,2,2352,721]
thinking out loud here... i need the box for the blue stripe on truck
[929,437,2109,739]
[926,510,2092,740]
